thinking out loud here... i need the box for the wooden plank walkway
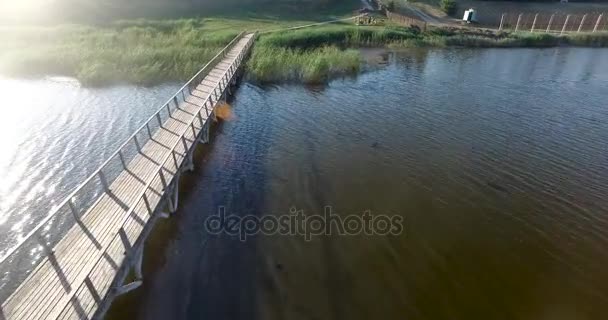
[0,33,255,320]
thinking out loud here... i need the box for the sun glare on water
[0,0,53,15]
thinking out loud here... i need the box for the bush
[440,0,456,15]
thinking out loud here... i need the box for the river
[2,48,608,319]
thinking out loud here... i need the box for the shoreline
[1,21,607,87]
[246,25,608,84]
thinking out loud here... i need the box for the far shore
[1,15,608,87]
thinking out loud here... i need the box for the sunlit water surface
[0,77,179,258]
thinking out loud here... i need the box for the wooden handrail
[50,33,256,318]
[0,32,246,266]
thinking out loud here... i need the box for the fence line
[386,11,428,31]
[499,12,607,34]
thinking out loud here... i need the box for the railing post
[594,13,603,32]
[142,193,152,215]
[119,150,127,169]
[99,171,110,191]
[134,135,141,152]
[191,122,197,138]
[181,136,189,153]
[197,112,204,128]
[209,94,214,110]
[515,13,522,32]
[204,98,211,117]
[68,198,79,220]
[498,13,505,31]
[159,169,168,190]
[172,151,180,171]
[156,113,163,127]
[146,123,153,139]
[578,14,587,32]
[173,96,180,109]
[561,14,571,35]
[546,14,555,33]
[531,13,538,32]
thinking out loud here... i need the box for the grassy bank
[249,45,361,83]
[0,0,360,86]
[247,25,419,83]
[256,24,608,50]
[247,24,608,83]
[390,28,608,48]
[2,17,608,86]
[0,20,242,86]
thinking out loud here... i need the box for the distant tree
[386,0,396,11]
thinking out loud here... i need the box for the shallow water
[125,48,608,320]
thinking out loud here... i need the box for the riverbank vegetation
[2,0,608,86]
[390,28,608,48]
[0,0,361,86]
[0,21,241,86]
[247,24,608,83]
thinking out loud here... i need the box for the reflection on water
[127,47,608,320]
[0,77,179,258]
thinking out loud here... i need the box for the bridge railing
[0,32,246,300]
[52,33,256,317]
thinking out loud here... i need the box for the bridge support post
[198,121,211,144]
[166,189,176,214]
[167,174,180,214]
[112,245,145,298]
[184,149,194,172]
[134,246,144,280]
[114,280,142,296]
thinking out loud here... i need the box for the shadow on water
[107,87,272,320]
[110,48,608,320]
[105,121,223,320]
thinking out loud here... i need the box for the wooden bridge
[0,32,255,320]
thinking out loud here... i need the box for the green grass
[257,25,420,48]
[248,45,361,83]
[2,12,608,86]
[0,16,342,86]
[247,25,608,83]
[387,30,608,48]
[246,24,421,83]
[0,0,362,86]
[0,20,244,86]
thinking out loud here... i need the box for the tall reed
[0,20,238,86]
